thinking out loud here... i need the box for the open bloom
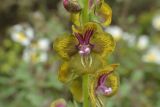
[9,23,34,46]
[54,22,115,73]
[22,48,48,63]
[53,22,119,106]
[105,26,123,41]
[90,64,119,107]
[137,35,149,50]
[152,14,160,31]
[142,46,160,65]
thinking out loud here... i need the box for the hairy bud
[63,0,82,13]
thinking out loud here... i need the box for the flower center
[78,44,91,56]
[75,29,94,56]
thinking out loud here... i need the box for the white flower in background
[105,26,123,41]
[137,35,149,50]
[37,38,50,51]
[22,48,48,63]
[152,14,160,31]
[122,32,136,47]
[10,23,34,46]
[22,38,50,63]
[142,46,160,64]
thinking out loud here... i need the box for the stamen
[89,55,93,67]
[80,55,93,68]
[81,56,86,68]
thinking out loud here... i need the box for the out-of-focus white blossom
[105,26,123,41]
[10,23,34,46]
[142,46,160,64]
[137,35,149,50]
[37,38,50,51]
[122,32,136,47]
[22,48,48,63]
[152,14,160,31]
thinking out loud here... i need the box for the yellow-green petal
[105,71,119,96]
[91,32,115,57]
[58,61,71,83]
[69,53,105,74]
[53,35,77,59]
[95,1,112,26]
[69,78,83,102]
[83,22,103,33]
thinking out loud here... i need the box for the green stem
[83,74,89,107]
[81,0,89,107]
[82,0,89,25]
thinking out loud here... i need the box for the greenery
[0,0,160,107]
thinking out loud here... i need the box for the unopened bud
[63,0,82,13]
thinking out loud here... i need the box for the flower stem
[82,0,89,25]
[81,0,89,107]
[83,74,89,107]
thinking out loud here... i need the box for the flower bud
[63,0,82,13]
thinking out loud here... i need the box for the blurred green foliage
[0,0,160,107]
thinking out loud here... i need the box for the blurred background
[0,0,160,107]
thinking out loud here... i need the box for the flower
[53,22,119,106]
[71,0,112,27]
[10,23,34,46]
[142,46,160,64]
[105,26,123,41]
[89,64,119,107]
[152,14,160,31]
[37,38,50,51]
[122,32,136,47]
[54,22,115,71]
[22,48,48,63]
[51,98,66,107]
[137,35,149,50]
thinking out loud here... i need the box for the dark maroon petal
[75,33,84,44]
[97,74,107,86]
[84,29,94,44]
